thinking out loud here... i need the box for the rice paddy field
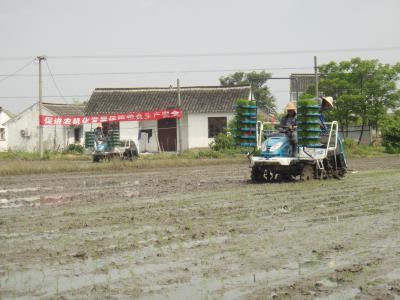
[0,156,399,299]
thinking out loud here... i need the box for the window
[0,128,5,141]
[208,117,227,138]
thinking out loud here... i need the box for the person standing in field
[319,96,334,132]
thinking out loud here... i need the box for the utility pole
[37,56,46,159]
[177,78,182,153]
[314,56,319,99]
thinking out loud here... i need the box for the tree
[307,58,400,144]
[219,71,276,114]
[72,99,88,106]
[381,110,400,153]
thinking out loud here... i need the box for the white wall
[187,112,234,149]
[0,112,11,151]
[6,103,80,152]
[42,121,70,151]
[179,114,189,151]
[6,104,39,152]
[119,121,140,152]
[139,120,158,152]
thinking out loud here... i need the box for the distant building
[0,107,14,151]
[4,102,85,152]
[290,73,318,102]
[85,86,251,152]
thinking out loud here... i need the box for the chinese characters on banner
[39,109,182,126]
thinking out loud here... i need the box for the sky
[0,0,400,114]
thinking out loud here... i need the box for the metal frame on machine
[254,76,299,150]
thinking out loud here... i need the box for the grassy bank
[343,140,393,158]
[0,145,398,176]
[0,151,90,161]
[0,149,247,176]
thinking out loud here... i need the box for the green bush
[66,144,84,154]
[343,138,387,157]
[209,132,235,151]
[381,111,400,153]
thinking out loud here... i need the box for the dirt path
[0,156,399,299]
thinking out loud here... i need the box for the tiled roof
[85,86,251,115]
[290,73,318,93]
[43,102,85,116]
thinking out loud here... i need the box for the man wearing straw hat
[279,102,297,156]
[319,96,334,132]
[95,123,104,141]
[319,96,347,178]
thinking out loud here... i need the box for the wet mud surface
[0,156,399,299]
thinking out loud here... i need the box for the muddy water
[0,157,400,299]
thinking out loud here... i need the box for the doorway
[157,118,177,152]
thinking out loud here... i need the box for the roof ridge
[94,85,251,92]
[42,102,85,106]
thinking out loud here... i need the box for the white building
[85,86,251,152]
[0,107,14,151]
[4,102,85,152]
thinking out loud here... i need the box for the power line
[0,59,35,84]
[0,46,399,61]
[45,60,66,101]
[0,95,90,99]
[0,66,313,77]
[3,86,398,100]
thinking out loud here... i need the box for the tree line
[219,57,400,149]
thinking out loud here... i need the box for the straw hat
[96,123,103,128]
[286,102,296,111]
[321,96,334,108]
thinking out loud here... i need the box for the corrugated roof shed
[85,86,251,115]
[290,73,318,94]
[43,103,85,116]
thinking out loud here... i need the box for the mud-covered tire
[123,147,139,160]
[251,166,267,183]
[93,155,100,163]
[300,164,315,181]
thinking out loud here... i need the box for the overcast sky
[1,0,399,113]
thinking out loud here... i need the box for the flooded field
[0,157,400,299]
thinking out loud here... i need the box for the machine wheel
[277,173,293,182]
[251,166,267,183]
[93,155,100,163]
[333,168,346,179]
[300,165,315,181]
[123,147,139,160]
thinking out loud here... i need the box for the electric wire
[0,95,90,99]
[45,60,66,102]
[1,86,396,101]
[0,46,399,61]
[0,59,35,84]
[0,66,313,77]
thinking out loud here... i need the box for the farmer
[95,123,104,140]
[318,96,346,178]
[319,96,344,148]
[279,102,297,156]
[319,96,334,132]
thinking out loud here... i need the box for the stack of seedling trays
[234,98,257,148]
[84,131,95,148]
[108,130,120,147]
[297,99,322,148]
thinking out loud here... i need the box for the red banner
[39,109,182,126]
